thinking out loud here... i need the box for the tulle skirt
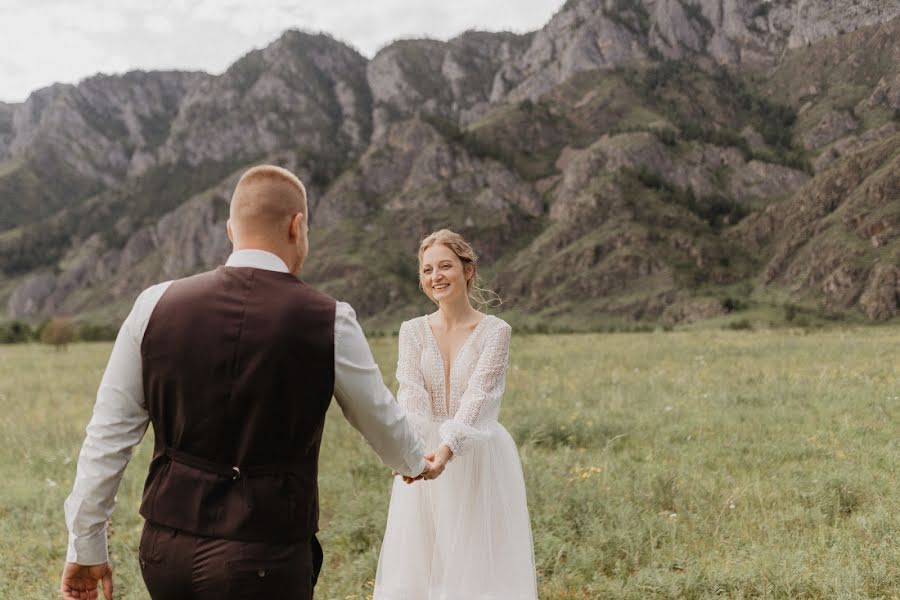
[374,419,537,600]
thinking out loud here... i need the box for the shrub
[0,321,34,344]
[722,297,746,312]
[623,166,748,229]
[784,304,798,322]
[75,322,119,342]
[40,317,75,350]
[418,111,462,142]
[655,127,677,146]
[751,3,772,19]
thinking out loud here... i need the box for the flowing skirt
[374,419,537,600]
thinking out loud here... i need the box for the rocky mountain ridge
[366,0,900,130]
[1,0,897,329]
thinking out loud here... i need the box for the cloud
[190,0,231,23]
[144,14,175,35]
[38,3,129,33]
[0,4,130,100]
[0,0,565,101]
[281,0,562,56]
[228,5,305,37]
[189,0,303,37]
[182,0,562,55]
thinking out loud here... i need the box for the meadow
[0,327,897,599]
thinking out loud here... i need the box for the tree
[41,317,75,350]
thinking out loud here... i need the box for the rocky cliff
[1,0,897,329]
[368,0,900,125]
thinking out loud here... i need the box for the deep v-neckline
[424,314,491,414]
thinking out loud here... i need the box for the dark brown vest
[138,266,336,543]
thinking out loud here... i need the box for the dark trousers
[138,520,323,600]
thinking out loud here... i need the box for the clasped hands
[393,444,453,484]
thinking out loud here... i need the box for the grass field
[0,327,898,599]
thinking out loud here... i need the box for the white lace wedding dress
[374,314,538,600]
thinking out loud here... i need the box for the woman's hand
[421,444,453,480]
[392,444,454,483]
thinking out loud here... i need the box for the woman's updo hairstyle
[418,229,501,308]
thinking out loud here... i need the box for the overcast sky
[0,0,565,103]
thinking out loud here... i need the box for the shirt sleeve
[396,320,430,419]
[332,302,427,478]
[63,283,169,564]
[438,320,512,457]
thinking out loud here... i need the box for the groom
[61,165,439,599]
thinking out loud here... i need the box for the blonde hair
[418,229,502,308]
[230,165,307,236]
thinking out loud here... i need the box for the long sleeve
[396,320,430,421]
[333,302,427,478]
[439,320,512,457]
[63,284,169,564]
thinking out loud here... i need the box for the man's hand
[392,460,435,484]
[60,561,113,600]
[392,445,454,483]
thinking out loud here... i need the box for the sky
[0,0,566,103]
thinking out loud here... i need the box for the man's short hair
[229,165,307,236]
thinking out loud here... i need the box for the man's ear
[289,213,303,240]
[226,219,234,243]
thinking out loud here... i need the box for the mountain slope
[1,1,897,329]
[730,133,899,320]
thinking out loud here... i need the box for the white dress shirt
[64,249,427,565]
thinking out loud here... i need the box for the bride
[374,229,538,599]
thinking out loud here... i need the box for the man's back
[140,265,336,542]
[62,165,430,600]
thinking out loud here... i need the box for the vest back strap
[164,447,300,480]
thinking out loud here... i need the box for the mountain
[1,0,898,331]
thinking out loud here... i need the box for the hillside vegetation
[0,2,897,331]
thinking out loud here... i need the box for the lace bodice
[396,314,512,456]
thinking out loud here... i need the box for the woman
[374,229,537,599]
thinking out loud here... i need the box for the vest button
[257,569,267,578]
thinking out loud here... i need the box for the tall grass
[0,327,897,598]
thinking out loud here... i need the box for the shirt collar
[225,249,290,273]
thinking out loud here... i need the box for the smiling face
[419,243,473,305]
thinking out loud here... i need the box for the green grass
[1,328,898,599]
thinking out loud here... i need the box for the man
[61,165,441,599]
